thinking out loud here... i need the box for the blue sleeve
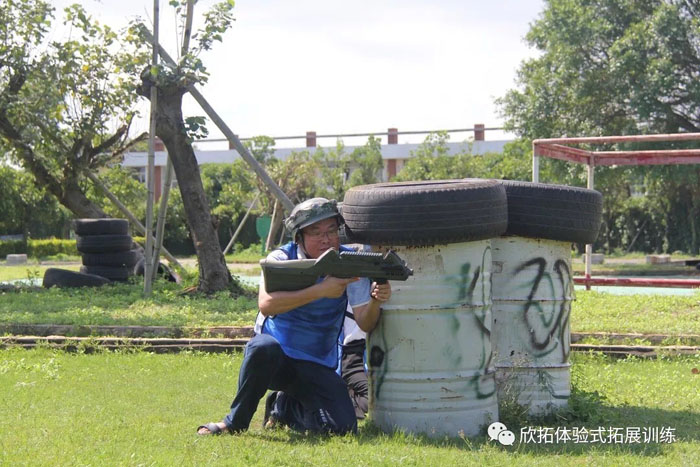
[347,277,371,308]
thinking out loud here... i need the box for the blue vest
[261,242,351,368]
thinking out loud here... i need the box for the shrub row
[0,240,26,258]
[0,238,79,259]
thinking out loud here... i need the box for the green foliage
[498,0,700,137]
[244,135,277,164]
[0,240,27,258]
[393,132,462,181]
[346,136,384,188]
[1,1,146,166]
[26,238,77,258]
[496,0,700,254]
[183,116,208,142]
[0,0,148,221]
[235,135,383,220]
[312,137,385,200]
[86,166,146,222]
[0,166,72,237]
[130,0,235,87]
[0,238,76,259]
[395,133,532,182]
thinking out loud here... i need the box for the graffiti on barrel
[371,245,496,402]
[512,257,572,363]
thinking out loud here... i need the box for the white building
[121,125,510,199]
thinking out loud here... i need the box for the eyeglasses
[303,229,340,240]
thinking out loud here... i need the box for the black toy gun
[260,249,413,292]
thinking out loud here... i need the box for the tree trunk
[138,80,242,295]
[59,178,108,218]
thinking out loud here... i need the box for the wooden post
[144,0,160,296]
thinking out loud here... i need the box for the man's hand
[370,281,391,302]
[318,276,359,298]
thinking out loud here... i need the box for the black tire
[43,268,110,288]
[73,218,129,236]
[76,234,133,254]
[133,258,179,283]
[81,249,142,268]
[80,265,131,281]
[342,179,507,245]
[499,181,603,244]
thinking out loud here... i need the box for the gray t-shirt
[254,246,371,334]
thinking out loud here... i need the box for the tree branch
[88,124,128,158]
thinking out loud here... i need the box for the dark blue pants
[222,333,357,434]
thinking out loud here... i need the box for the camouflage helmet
[284,197,345,241]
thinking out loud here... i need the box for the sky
[51,0,545,148]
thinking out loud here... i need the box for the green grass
[0,280,259,328]
[225,242,267,263]
[570,251,700,276]
[571,262,698,276]
[572,291,700,335]
[0,263,81,282]
[574,251,697,260]
[1,283,698,336]
[0,349,697,465]
[574,335,700,347]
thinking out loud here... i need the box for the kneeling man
[198,197,390,435]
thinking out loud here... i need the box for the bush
[0,240,27,257]
[27,238,78,258]
[1,238,80,259]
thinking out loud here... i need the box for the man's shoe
[263,391,281,429]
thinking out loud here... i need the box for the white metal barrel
[368,241,498,438]
[491,236,573,415]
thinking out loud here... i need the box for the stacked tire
[75,219,141,282]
